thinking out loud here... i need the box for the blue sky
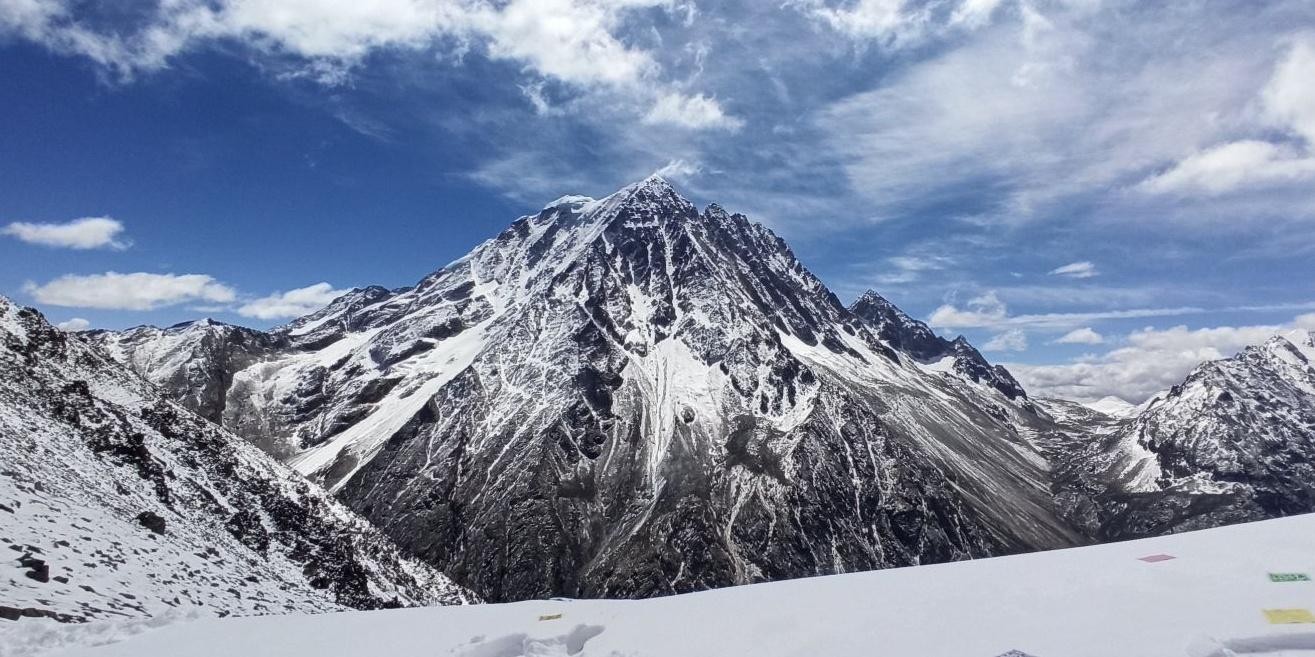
[2,0,1314,401]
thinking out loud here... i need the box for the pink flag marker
[1139,554,1176,563]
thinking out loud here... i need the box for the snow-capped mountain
[91,177,1079,602]
[0,298,473,623]
[87,320,283,448]
[849,290,1031,407]
[1035,329,1315,540]
[1128,330,1315,511]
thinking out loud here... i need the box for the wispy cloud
[1049,261,1097,279]
[927,289,1315,331]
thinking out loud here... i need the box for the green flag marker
[1269,572,1312,582]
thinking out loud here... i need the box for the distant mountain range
[7,177,1313,613]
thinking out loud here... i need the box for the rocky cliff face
[0,298,473,623]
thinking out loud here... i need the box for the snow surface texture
[0,298,474,627]
[37,513,1315,657]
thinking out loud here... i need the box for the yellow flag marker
[1263,608,1315,624]
[538,613,563,621]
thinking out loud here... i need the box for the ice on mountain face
[0,298,474,626]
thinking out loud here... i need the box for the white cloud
[55,317,90,331]
[653,158,703,181]
[928,290,1007,328]
[799,0,1001,45]
[949,0,1003,28]
[817,2,1309,224]
[1297,312,1315,330]
[1054,326,1103,344]
[2,216,129,250]
[1139,140,1315,196]
[1139,37,1315,198]
[1263,36,1315,145]
[24,272,237,311]
[804,0,926,44]
[927,289,1225,330]
[1048,261,1097,279]
[643,92,743,130]
[1009,320,1311,402]
[983,328,1027,352]
[0,0,741,130]
[237,282,349,319]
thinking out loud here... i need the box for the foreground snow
[24,513,1315,657]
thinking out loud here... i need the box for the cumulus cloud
[1048,261,1097,279]
[236,282,349,320]
[55,317,90,331]
[24,272,237,311]
[1054,326,1103,344]
[983,328,1027,352]
[1009,320,1312,402]
[2,216,129,250]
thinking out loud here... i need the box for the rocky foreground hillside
[0,298,473,623]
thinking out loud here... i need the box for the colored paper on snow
[1268,572,1312,582]
[1263,608,1315,624]
[1138,554,1175,563]
[538,613,563,621]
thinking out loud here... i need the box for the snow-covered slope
[0,298,473,625]
[37,512,1315,657]
[92,177,1079,602]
